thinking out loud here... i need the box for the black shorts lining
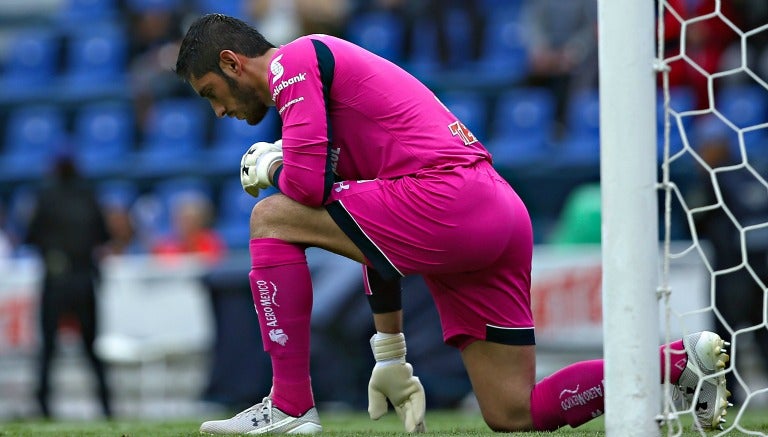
[326,201,402,281]
[485,325,536,345]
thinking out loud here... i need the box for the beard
[226,76,269,125]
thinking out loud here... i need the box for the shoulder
[271,34,348,64]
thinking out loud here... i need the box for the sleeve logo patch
[270,54,284,84]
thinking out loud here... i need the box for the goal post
[598,0,661,435]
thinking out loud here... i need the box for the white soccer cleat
[200,396,322,435]
[676,331,732,431]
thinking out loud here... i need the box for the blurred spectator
[245,0,302,45]
[152,192,226,264]
[663,0,742,108]
[686,119,768,404]
[126,4,189,134]
[247,0,350,41]
[352,0,484,67]
[24,155,113,419]
[520,0,598,136]
[0,202,12,267]
[718,0,768,87]
[102,205,148,256]
[293,0,350,37]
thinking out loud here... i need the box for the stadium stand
[0,27,61,104]
[0,104,68,182]
[72,101,136,178]
[0,0,623,249]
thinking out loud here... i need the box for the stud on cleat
[676,331,732,431]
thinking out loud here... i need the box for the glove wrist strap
[371,332,406,364]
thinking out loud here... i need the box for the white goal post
[598,0,661,436]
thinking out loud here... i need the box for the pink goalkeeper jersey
[268,34,492,207]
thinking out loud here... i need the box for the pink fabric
[661,339,686,384]
[269,35,491,207]
[249,238,314,416]
[328,162,534,347]
[530,341,688,430]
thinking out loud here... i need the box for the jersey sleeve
[268,37,337,207]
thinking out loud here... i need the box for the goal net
[657,0,768,434]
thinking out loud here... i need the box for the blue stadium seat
[0,105,68,182]
[59,24,129,100]
[716,85,768,130]
[553,135,600,167]
[406,18,440,82]
[124,0,183,12]
[206,110,281,175]
[438,91,488,142]
[564,88,600,141]
[484,135,551,169]
[131,98,209,177]
[195,0,245,18]
[345,12,405,64]
[493,87,556,143]
[555,88,601,167]
[476,12,528,84]
[0,28,61,103]
[97,180,141,210]
[441,6,475,68]
[135,177,214,238]
[478,0,523,17]
[5,185,37,246]
[215,177,277,249]
[72,101,135,178]
[55,0,120,29]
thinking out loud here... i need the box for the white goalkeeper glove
[368,332,427,433]
[240,139,283,197]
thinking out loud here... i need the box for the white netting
[658,0,768,435]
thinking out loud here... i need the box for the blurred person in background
[686,118,768,405]
[351,0,485,67]
[102,205,148,256]
[0,201,13,271]
[247,0,350,44]
[521,0,597,137]
[245,0,302,45]
[662,0,742,108]
[24,154,112,419]
[173,14,731,434]
[151,192,226,265]
[126,2,190,133]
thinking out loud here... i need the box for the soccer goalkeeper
[174,14,731,434]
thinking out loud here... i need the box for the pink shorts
[325,161,535,349]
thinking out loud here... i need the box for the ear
[219,50,241,78]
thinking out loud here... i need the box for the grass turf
[1,408,766,436]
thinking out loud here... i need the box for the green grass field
[1,409,767,437]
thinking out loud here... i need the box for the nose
[212,102,226,118]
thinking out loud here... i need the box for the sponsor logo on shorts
[334,181,350,192]
[272,72,307,101]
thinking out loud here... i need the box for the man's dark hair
[175,14,275,82]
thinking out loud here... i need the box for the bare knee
[479,397,534,432]
[249,195,289,239]
[461,341,537,432]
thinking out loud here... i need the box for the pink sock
[529,341,688,430]
[250,238,314,416]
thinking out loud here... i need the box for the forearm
[373,310,403,335]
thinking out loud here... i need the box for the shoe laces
[234,396,273,422]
